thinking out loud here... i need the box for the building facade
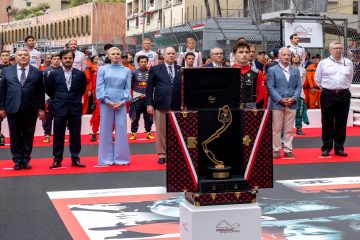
[0,2,126,53]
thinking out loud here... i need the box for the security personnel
[305,54,321,109]
[129,55,154,140]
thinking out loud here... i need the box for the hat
[121,52,128,58]
[10,54,15,59]
[258,51,266,55]
[272,47,280,57]
[312,54,321,59]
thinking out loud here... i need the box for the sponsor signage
[284,21,324,48]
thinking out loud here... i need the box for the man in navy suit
[45,49,87,169]
[267,47,301,159]
[205,47,228,67]
[0,49,45,170]
[146,47,182,164]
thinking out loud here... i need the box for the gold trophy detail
[202,105,232,179]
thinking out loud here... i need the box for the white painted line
[3,168,14,170]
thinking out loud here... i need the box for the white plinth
[180,200,261,240]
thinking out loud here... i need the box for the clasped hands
[279,98,295,106]
[107,101,124,110]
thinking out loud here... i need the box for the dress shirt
[278,62,290,82]
[63,67,73,91]
[314,56,353,90]
[28,48,42,68]
[212,62,222,68]
[73,50,86,71]
[17,64,30,82]
[165,63,175,78]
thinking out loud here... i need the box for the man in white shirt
[25,35,41,68]
[287,33,306,65]
[314,40,353,157]
[177,37,202,67]
[68,39,86,71]
[134,38,158,68]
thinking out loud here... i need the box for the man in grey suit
[267,47,302,159]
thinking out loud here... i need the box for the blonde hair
[108,47,121,54]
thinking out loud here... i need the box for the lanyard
[329,57,346,66]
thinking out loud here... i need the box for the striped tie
[20,68,26,86]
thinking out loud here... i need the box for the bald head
[164,47,176,65]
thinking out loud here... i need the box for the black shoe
[321,150,329,157]
[335,150,348,157]
[72,161,86,167]
[296,129,304,135]
[13,163,22,170]
[90,133,97,142]
[22,162,32,170]
[158,157,166,164]
[50,160,62,169]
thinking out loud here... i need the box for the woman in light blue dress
[96,47,132,165]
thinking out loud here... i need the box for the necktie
[20,68,26,86]
[168,65,174,83]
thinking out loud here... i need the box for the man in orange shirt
[122,52,136,70]
[305,54,321,109]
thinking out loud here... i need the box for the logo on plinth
[216,220,240,234]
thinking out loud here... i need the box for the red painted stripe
[274,147,360,164]
[0,154,164,178]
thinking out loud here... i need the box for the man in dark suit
[146,47,182,164]
[205,47,228,67]
[0,49,45,170]
[45,49,87,169]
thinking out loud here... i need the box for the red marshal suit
[90,64,100,133]
[233,63,268,109]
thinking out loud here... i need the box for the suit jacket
[0,64,44,114]
[254,59,264,72]
[45,68,87,117]
[146,63,181,111]
[205,62,229,68]
[267,64,301,110]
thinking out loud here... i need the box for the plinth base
[180,200,261,240]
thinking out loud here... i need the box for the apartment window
[63,21,66,37]
[41,25,44,39]
[76,17,80,36]
[26,2,31,7]
[46,24,49,39]
[354,1,358,15]
[81,16,84,35]
[67,20,71,36]
[85,15,90,34]
[72,19,75,36]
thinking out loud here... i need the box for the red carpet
[294,126,360,138]
[274,147,360,164]
[1,147,360,177]
[0,154,164,178]
[0,132,156,149]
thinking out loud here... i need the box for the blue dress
[96,64,132,165]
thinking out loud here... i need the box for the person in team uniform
[68,39,86,71]
[287,33,306,65]
[134,38,158,69]
[25,35,42,68]
[232,41,267,109]
[177,38,202,67]
[129,55,154,140]
[0,51,11,146]
[42,54,62,143]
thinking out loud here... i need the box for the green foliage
[11,2,50,20]
[69,0,125,6]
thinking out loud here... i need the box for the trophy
[202,105,232,180]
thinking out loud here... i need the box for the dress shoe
[22,162,32,170]
[50,160,62,169]
[335,150,348,157]
[43,135,50,143]
[90,133,97,142]
[158,157,166,164]
[72,161,86,167]
[129,133,136,140]
[13,163,22,170]
[146,132,155,140]
[321,150,329,157]
[284,151,296,158]
[273,151,280,159]
[296,129,304,135]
